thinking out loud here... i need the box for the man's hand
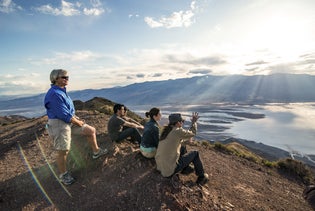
[71,116,85,127]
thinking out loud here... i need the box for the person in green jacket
[155,112,209,185]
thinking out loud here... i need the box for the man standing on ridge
[44,69,108,185]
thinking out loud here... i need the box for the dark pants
[174,145,205,177]
[117,127,141,143]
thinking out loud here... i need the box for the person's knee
[192,151,201,161]
[192,150,199,157]
[132,128,139,134]
[83,125,96,135]
[180,145,187,154]
[90,128,96,136]
[132,128,141,139]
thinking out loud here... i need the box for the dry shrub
[277,158,315,185]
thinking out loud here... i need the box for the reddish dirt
[0,110,313,210]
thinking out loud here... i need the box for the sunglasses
[59,76,69,80]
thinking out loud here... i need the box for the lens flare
[35,133,72,197]
[17,142,54,206]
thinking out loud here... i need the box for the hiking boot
[196,173,209,185]
[92,148,108,159]
[59,171,75,185]
[181,165,194,175]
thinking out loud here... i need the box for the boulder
[303,185,315,210]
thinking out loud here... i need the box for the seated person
[155,112,209,185]
[140,107,162,158]
[122,106,143,132]
[107,104,144,144]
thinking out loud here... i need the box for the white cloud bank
[35,0,105,16]
[0,0,105,16]
[0,0,22,13]
[144,1,196,28]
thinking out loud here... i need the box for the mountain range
[1,73,315,117]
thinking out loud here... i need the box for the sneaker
[181,165,194,175]
[196,173,209,185]
[59,171,75,185]
[92,148,108,159]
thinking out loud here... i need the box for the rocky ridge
[0,97,314,210]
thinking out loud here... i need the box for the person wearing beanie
[155,112,209,185]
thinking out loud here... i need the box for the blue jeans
[117,127,142,143]
[174,145,205,177]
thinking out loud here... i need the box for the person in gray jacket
[107,104,144,144]
[155,112,209,185]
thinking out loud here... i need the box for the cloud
[240,51,315,75]
[152,73,163,77]
[0,74,47,95]
[144,17,163,28]
[246,60,269,66]
[0,0,22,13]
[83,0,105,16]
[163,54,226,66]
[189,69,212,75]
[268,63,296,74]
[263,52,315,75]
[300,53,315,60]
[83,7,104,16]
[35,0,105,16]
[144,1,196,28]
[299,53,315,66]
[30,51,102,66]
[244,67,262,74]
[189,57,226,66]
[136,73,145,78]
[35,0,80,16]
[129,14,140,19]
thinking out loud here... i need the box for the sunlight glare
[249,13,312,60]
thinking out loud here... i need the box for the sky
[1,0,315,96]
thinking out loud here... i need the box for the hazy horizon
[1,72,315,100]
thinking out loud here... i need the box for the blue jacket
[44,85,74,123]
[141,119,159,148]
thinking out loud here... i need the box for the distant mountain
[67,73,315,104]
[1,74,315,117]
